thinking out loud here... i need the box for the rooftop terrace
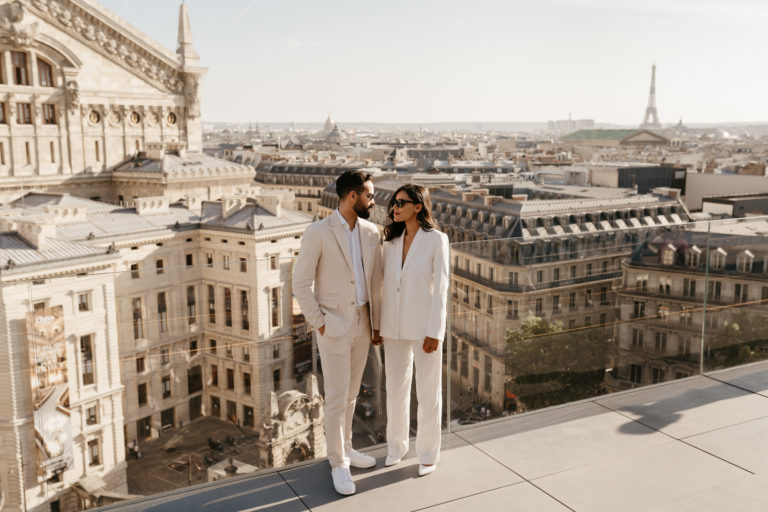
[99,360,768,512]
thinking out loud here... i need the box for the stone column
[56,104,67,174]
[99,105,107,171]
[5,93,15,176]
[31,94,40,175]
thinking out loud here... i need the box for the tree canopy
[505,313,615,409]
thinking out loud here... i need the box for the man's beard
[354,203,372,219]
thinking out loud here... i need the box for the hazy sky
[100,0,768,125]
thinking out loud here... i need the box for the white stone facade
[0,0,208,204]
[0,246,126,511]
[0,189,312,510]
[0,2,317,508]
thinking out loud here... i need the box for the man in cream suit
[293,170,382,496]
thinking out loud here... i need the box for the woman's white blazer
[379,227,450,342]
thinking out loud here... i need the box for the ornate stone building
[440,193,689,410]
[0,197,127,511]
[612,225,768,391]
[257,374,325,468]
[0,2,311,508]
[0,188,311,510]
[0,0,245,206]
[253,161,368,215]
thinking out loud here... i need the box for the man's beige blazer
[293,212,382,337]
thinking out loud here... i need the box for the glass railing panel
[445,216,732,427]
[12,251,369,507]
[14,214,768,508]
[701,216,768,373]
[447,235,631,426]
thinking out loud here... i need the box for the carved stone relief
[30,0,184,93]
[184,74,201,119]
[0,1,38,48]
[65,80,79,113]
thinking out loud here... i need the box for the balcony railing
[453,267,621,293]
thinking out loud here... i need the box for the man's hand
[372,329,382,346]
[423,336,439,354]
[319,325,325,336]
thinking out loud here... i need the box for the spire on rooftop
[177,1,199,66]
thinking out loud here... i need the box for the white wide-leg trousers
[384,337,442,465]
[316,304,371,468]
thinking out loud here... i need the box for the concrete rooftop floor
[100,360,768,512]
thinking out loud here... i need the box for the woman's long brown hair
[384,183,438,241]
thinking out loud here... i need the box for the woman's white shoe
[331,467,356,495]
[418,464,436,477]
[384,455,402,467]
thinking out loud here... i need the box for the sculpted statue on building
[257,375,326,468]
[185,74,201,118]
[0,0,37,48]
[65,80,79,113]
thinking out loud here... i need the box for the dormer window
[737,250,754,273]
[711,247,726,270]
[661,244,676,265]
[685,246,701,267]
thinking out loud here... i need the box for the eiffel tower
[640,63,662,129]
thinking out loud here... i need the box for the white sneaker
[331,467,355,495]
[384,454,402,467]
[418,464,436,477]
[348,449,376,468]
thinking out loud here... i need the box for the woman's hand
[423,336,439,354]
[372,329,383,346]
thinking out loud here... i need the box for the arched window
[636,274,648,292]
[37,58,53,87]
[11,51,28,85]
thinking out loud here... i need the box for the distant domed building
[323,114,334,136]
[326,123,345,142]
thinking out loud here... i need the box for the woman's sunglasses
[392,199,416,208]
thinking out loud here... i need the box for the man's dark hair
[336,170,372,199]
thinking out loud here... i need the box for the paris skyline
[101,0,768,125]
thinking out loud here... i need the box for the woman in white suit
[378,183,449,477]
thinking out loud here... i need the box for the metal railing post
[700,221,711,374]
